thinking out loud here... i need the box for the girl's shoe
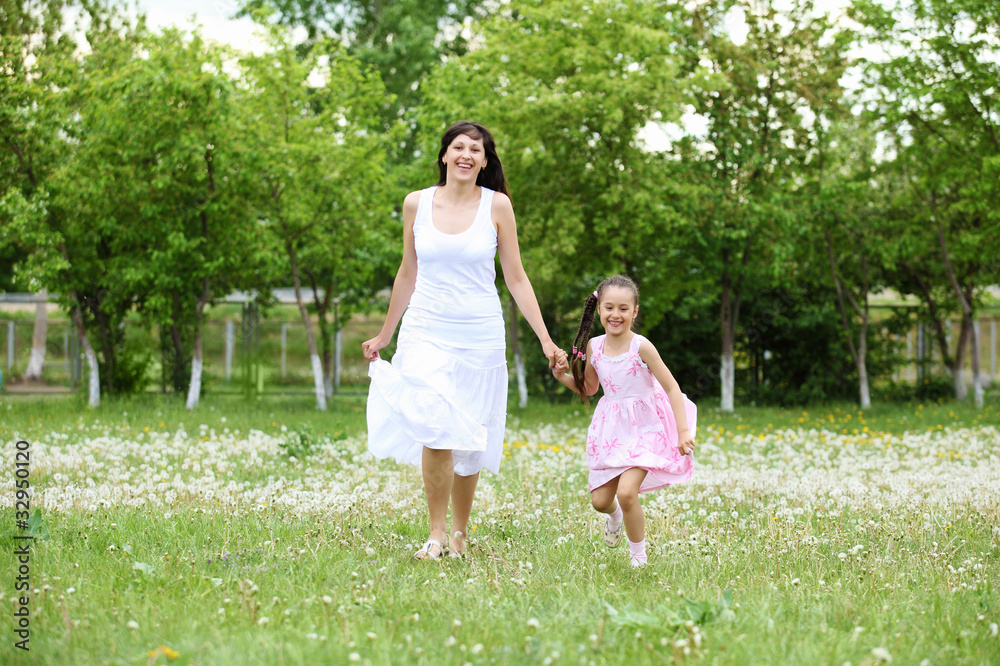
[604,516,624,548]
[414,539,447,560]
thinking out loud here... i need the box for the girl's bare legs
[591,479,620,514]
[419,447,454,558]
[450,472,479,554]
[616,468,648,542]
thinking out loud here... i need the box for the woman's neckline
[430,185,484,236]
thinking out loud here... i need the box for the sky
[134,0,858,53]
[132,0,863,148]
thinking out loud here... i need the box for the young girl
[551,275,695,567]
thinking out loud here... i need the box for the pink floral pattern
[587,334,695,494]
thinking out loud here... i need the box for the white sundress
[366,186,508,476]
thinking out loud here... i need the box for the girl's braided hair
[570,275,639,401]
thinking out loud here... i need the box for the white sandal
[604,516,624,548]
[414,539,447,560]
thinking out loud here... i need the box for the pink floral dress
[586,334,695,493]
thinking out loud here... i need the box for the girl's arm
[361,191,420,361]
[494,193,561,367]
[551,341,600,396]
[637,338,694,455]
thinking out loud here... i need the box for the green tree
[853,0,1000,407]
[238,0,485,128]
[672,0,852,411]
[805,114,887,408]
[241,23,394,409]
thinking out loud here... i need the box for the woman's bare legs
[418,447,454,558]
[450,471,479,554]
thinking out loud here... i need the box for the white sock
[609,501,623,525]
[629,538,647,563]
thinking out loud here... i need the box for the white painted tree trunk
[185,355,202,409]
[953,366,967,401]
[85,349,100,407]
[69,298,99,407]
[858,358,871,409]
[720,352,734,412]
[25,290,48,379]
[971,319,983,408]
[513,352,527,408]
[311,353,327,411]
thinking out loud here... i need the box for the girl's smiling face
[598,286,638,337]
[443,133,486,182]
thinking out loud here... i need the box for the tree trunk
[185,326,204,409]
[69,295,99,407]
[858,336,871,409]
[971,319,984,407]
[826,229,871,409]
[936,216,980,405]
[288,243,326,410]
[94,295,116,395]
[719,250,738,412]
[507,299,527,408]
[24,290,48,379]
[951,319,969,401]
[185,287,210,409]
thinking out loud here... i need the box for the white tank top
[402,185,505,351]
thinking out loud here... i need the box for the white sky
[136,0,858,52]
[135,0,865,149]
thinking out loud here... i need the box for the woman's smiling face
[443,133,485,182]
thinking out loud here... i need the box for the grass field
[2,394,999,665]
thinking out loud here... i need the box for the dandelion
[871,647,892,662]
[257,617,269,626]
[127,620,139,630]
[348,654,361,663]
[527,618,540,630]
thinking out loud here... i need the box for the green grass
[2,394,999,665]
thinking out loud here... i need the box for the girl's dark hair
[570,275,640,400]
[437,121,511,199]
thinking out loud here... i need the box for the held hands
[550,347,569,378]
[361,336,387,362]
[677,428,695,456]
[543,341,569,376]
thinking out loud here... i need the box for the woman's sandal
[414,539,447,561]
[448,531,466,559]
[604,516,624,548]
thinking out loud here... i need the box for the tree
[807,115,886,408]
[68,27,272,408]
[241,23,394,409]
[672,0,852,411]
[853,0,1000,407]
[238,0,486,128]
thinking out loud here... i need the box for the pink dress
[587,333,695,493]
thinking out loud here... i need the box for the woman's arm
[637,337,694,454]
[494,193,561,367]
[361,191,420,361]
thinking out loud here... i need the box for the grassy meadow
[2,393,999,665]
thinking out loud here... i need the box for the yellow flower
[148,645,180,660]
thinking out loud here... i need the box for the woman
[363,120,565,560]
